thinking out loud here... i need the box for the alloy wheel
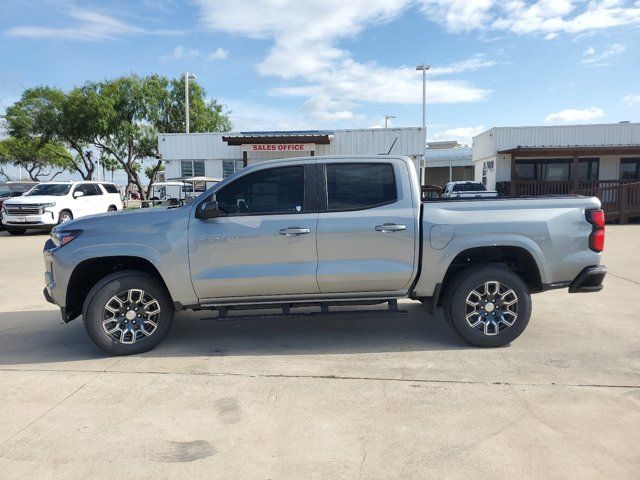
[102,289,161,344]
[464,281,518,336]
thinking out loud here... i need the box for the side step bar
[201,299,407,322]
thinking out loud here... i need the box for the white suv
[1,181,123,235]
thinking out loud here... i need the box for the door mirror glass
[196,200,221,220]
[73,190,85,199]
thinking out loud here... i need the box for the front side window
[26,184,72,196]
[326,163,396,211]
[0,186,10,198]
[215,166,304,215]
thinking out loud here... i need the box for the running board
[200,299,407,322]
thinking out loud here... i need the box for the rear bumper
[569,265,607,293]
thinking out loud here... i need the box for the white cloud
[429,125,486,145]
[581,43,625,64]
[6,5,182,41]
[418,0,640,37]
[162,45,201,61]
[208,47,229,60]
[623,93,640,106]
[194,0,410,78]
[544,107,604,124]
[194,0,493,125]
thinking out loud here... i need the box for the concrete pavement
[0,226,638,479]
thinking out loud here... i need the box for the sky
[0,0,639,153]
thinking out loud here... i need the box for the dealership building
[158,128,426,196]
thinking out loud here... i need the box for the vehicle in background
[0,181,38,230]
[442,181,498,198]
[2,181,123,235]
[43,156,606,355]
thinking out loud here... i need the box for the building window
[222,159,245,178]
[180,160,206,192]
[620,158,640,180]
[577,158,599,181]
[515,158,599,182]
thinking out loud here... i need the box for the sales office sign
[242,143,315,153]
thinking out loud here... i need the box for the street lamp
[416,63,430,185]
[384,115,396,128]
[184,72,197,133]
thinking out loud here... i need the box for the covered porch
[496,145,640,223]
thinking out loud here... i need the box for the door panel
[188,164,320,301]
[316,161,417,293]
[189,214,319,299]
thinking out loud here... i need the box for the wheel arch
[65,256,173,322]
[437,245,543,307]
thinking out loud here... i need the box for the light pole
[416,63,430,185]
[384,115,396,128]
[184,72,197,133]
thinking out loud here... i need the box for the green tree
[4,87,98,179]
[0,137,73,181]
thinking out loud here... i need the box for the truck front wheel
[82,271,174,355]
[444,266,531,347]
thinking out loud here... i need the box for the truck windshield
[26,184,72,196]
[453,183,485,192]
[0,186,10,198]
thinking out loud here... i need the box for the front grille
[6,205,43,215]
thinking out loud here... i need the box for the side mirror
[73,190,84,199]
[196,200,221,220]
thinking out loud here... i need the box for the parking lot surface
[0,226,638,479]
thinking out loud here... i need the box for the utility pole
[415,64,430,186]
[184,72,197,133]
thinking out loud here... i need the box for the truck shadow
[0,303,469,366]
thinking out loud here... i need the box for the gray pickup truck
[43,155,607,355]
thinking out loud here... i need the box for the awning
[168,176,222,183]
[498,145,640,157]
[222,130,333,145]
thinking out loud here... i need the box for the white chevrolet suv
[1,181,123,235]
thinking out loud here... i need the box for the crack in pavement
[607,272,640,286]
[0,367,638,390]
[0,370,105,448]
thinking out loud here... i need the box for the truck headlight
[51,229,82,247]
[42,202,56,208]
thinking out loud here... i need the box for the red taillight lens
[586,209,605,252]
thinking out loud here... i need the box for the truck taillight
[586,209,605,252]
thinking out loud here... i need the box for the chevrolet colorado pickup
[43,155,606,355]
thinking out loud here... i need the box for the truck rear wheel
[82,271,174,355]
[443,266,531,347]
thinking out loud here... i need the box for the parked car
[2,181,123,235]
[0,181,38,230]
[43,155,606,355]
[442,181,498,198]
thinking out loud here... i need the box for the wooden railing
[496,180,640,223]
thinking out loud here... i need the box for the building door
[315,161,418,294]
[188,164,319,300]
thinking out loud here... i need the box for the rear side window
[81,183,102,196]
[326,163,396,211]
[216,166,305,215]
[101,183,119,194]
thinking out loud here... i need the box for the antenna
[384,137,398,155]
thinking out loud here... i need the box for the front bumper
[2,211,58,229]
[569,265,607,293]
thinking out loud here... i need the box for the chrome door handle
[279,227,311,236]
[375,223,406,232]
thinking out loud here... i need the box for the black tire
[107,205,117,212]
[6,227,27,235]
[443,265,531,347]
[58,210,73,224]
[82,270,174,355]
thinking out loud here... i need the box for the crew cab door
[188,164,320,301]
[316,160,418,294]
